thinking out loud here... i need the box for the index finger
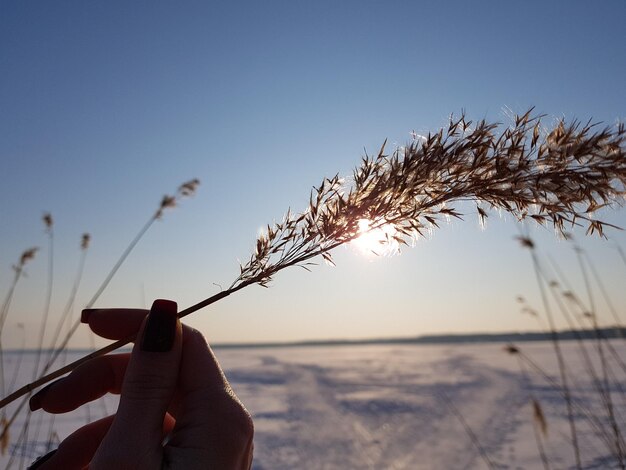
[81,308,147,340]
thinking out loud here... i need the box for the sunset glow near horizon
[1,1,625,349]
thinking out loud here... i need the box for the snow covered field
[2,340,625,469]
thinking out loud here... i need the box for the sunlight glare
[352,219,399,257]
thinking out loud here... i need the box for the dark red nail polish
[28,449,57,469]
[29,378,63,411]
[141,299,178,352]
[80,308,99,323]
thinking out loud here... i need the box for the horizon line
[5,326,624,353]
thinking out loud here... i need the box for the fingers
[33,414,177,470]
[33,415,114,470]
[90,299,182,470]
[32,300,253,469]
[31,309,217,414]
[30,307,148,413]
[166,327,254,469]
[81,308,147,340]
[29,353,129,413]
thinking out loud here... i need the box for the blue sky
[1,1,625,348]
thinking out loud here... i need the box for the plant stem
[0,281,245,411]
[529,248,582,469]
[44,245,88,367]
[440,392,496,469]
[33,228,54,379]
[516,356,550,470]
[42,215,155,376]
[575,248,625,468]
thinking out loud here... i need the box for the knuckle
[185,326,210,348]
[215,395,254,446]
[122,371,173,402]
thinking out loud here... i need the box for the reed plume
[233,109,625,289]
[2,108,625,409]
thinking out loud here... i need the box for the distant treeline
[212,327,626,349]
[8,327,625,353]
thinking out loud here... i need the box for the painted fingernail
[80,308,99,323]
[29,379,63,411]
[28,449,57,469]
[141,299,178,352]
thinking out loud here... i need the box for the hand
[28,300,254,469]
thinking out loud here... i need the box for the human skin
[28,300,254,469]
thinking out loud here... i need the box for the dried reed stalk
[0,180,200,446]
[42,178,200,373]
[2,109,625,409]
[0,247,39,452]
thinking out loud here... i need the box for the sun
[352,219,399,257]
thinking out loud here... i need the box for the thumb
[92,299,182,469]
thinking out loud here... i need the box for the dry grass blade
[532,398,548,437]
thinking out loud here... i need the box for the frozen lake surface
[2,340,625,469]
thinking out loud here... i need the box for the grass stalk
[574,247,625,467]
[32,215,54,379]
[515,355,550,470]
[508,345,621,460]
[0,182,199,454]
[525,244,582,469]
[23,216,55,467]
[582,249,625,336]
[440,392,497,469]
[0,249,37,460]
[43,180,198,374]
[0,249,38,398]
[43,235,89,367]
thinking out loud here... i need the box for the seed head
[532,399,548,436]
[81,233,91,250]
[156,195,177,219]
[13,247,38,274]
[42,212,53,232]
[155,179,201,219]
[517,237,535,249]
[19,248,38,267]
[178,178,200,197]
[234,110,626,288]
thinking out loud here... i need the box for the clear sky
[1,1,625,348]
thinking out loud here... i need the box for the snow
[2,340,625,469]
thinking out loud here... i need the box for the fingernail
[29,379,63,411]
[141,299,178,352]
[28,449,57,469]
[81,308,99,323]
